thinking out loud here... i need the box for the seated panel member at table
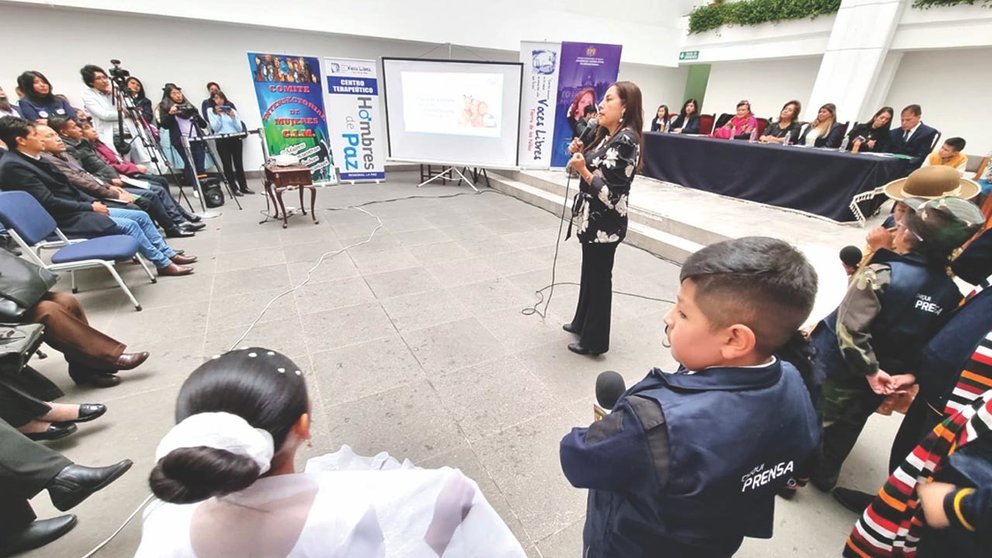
[650,105,671,133]
[797,103,844,148]
[846,106,894,153]
[759,100,802,144]
[712,100,758,140]
[670,98,700,135]
[888,104,939,164]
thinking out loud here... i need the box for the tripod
[180,121,244,217]
[110,82,195,213]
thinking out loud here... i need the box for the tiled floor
[24,172,902,557]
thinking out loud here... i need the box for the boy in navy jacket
[560,237,820,557]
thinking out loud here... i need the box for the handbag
[0,253,58,321]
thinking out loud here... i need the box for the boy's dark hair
[680,237,818,355]
[583,105,597,116]
[901,104,922,117]
[79,64,106,88]
[0,116,34,149]
[944,137,965,151]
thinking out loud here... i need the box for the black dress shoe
[64,403,107,423]
[48,460,133,511]
[240,187,256,195]
[186,214,202,223]
[180,221,206,232]
[568,343,603,356]
[165,228,195,238]
[562,323,580,334]
[112,352,150,370]
[25,422,77,442]
[232,190,244,197]
[0,515,77,556]
[832,487,875,513]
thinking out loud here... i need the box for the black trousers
[0,419,70,532]
[0,365,62,427]
[571,242,618,353]
[214,137,248,191]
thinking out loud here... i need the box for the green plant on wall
[688,0,990,34]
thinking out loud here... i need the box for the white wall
[702,57,822,121]
[0,3,677,169]
[617,63,689,130]
[6,0,684,67]
[884,47,992,156]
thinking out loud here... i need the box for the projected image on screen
[401,72,503,138]
[382,58,523,168]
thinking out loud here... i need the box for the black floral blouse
[572,127,640,244]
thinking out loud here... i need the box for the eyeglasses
[896,222,924,242]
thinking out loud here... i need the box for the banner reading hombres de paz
[322,57,386,182]
[518,41,561,169]
[549,42,623,168]
[247,52,334,184]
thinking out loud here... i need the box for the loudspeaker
[201,178,225,208]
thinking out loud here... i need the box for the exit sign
[679,50,699,61]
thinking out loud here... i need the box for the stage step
[487,172,704,263]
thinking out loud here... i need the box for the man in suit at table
[888,104,939,167]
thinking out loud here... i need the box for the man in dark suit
[0,116,195,276]
[888,104,939,167]
[0,418,132,556]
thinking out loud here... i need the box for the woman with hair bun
[137,348,524,557]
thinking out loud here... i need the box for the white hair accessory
[155,412,275,475]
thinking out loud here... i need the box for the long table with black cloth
[641,132,911,222]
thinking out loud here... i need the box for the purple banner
[549,42,622,167]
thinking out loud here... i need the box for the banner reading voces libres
[549,42,623,168]
[518,41,561,169]
[247,52,333,183]
[322,58,386,182]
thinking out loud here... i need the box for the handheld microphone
[593,370,626,421]
[839,245,863,268]
[578,117,599,146]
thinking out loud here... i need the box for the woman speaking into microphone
[563,81,643,356]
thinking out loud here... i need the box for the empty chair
[0,191,154,311]
[698,114,716,135]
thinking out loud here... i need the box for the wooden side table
[263,163,319,228]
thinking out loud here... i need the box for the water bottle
[749,127,757,143]
[838,134,849,152]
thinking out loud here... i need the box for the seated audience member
[797,103,844,148]
[0,251,149,388]
[846,106,894,153]
[560,237,819,557]
[670,98,700,134]
[158,84,207,188]
[973,150,992,196]
[806,192,983,497]
[207,90,254,196]
[760,100,802,144]
[126,77,156,129]
[922,137,969,174]
[712,100,757,140]
[136,348,525,557]
[36,124,193,238]
[50,116,202,231]
[79,64,148,164]
[0,86,21,118]
[16,71,76,123]
[0,418,132,557]
[199,81,236,121]
[650,104,671,133]
[0,116,196,277]
[888,104,939,164]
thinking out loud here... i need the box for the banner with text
[549,42,623,168]
[518,41,561,169]
[247,52,333,183]
[322,58,386,182]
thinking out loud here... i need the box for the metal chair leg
[135,255,157,284]
[71,269,78,293]
[102,262,142,311]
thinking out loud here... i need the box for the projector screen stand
[417,166,479,192]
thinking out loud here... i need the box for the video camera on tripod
[173,102,200,119]
[109,59,130,89]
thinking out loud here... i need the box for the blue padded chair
[0,191,154,311]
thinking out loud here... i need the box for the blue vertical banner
[549,42,623,168]
[247,52,334,184]
[519,41,561,169]
[322,58,386,182]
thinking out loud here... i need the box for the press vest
[818,251,961,381]
[583,362,818,556]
